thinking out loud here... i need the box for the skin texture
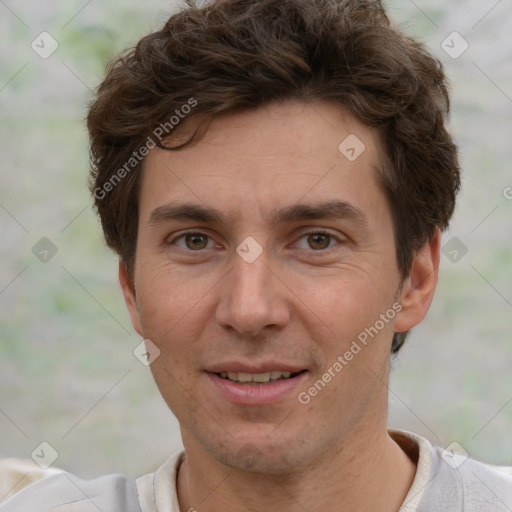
[120,99,440,512]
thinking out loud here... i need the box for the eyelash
[167,229,343,253]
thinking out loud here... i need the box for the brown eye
[184,233,209,250]
[307,233,332,250]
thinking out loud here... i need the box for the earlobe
[394,229,441,333]
[118,260,143,337]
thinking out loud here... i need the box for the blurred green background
[0,0,511,479]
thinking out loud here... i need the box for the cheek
[134,262,220,363]
[134,263,189,337]
[301,267,394,336]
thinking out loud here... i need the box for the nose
[215,249,290,337]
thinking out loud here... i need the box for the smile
[216,370,304,384]
[207,370,309,405]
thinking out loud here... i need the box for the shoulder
[0,469,141,512]
[420,443,512,511]
[391,429,512,512]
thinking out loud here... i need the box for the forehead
[139,99,389,227]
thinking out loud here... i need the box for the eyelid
[292,228,344,251]
[167,229,218,249]
[166,228,345,251]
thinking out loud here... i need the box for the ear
[119,260,143,337]
[394,228,441,333]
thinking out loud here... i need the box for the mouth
[215,370,306,384]
[206,368,309,405]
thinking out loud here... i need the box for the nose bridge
[215,242,289,335]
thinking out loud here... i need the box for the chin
[200,433,311,474]
[225,446,300,474]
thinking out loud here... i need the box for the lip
[206,370,309,405]
[206,361,307,374]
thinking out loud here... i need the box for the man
[2,0,511,510]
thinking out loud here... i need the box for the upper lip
[206,362,307,374]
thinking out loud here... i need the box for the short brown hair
[87,0,460,354]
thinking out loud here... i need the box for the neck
[177,427,416,512]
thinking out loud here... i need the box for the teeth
[252,372,270,383]
[219,371,294,383]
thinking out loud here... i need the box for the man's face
[123,100,414,472]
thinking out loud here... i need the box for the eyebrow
[149,200,368,228]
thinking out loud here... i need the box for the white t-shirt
[2,430,511,511]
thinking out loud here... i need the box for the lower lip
[206,371,308,405]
